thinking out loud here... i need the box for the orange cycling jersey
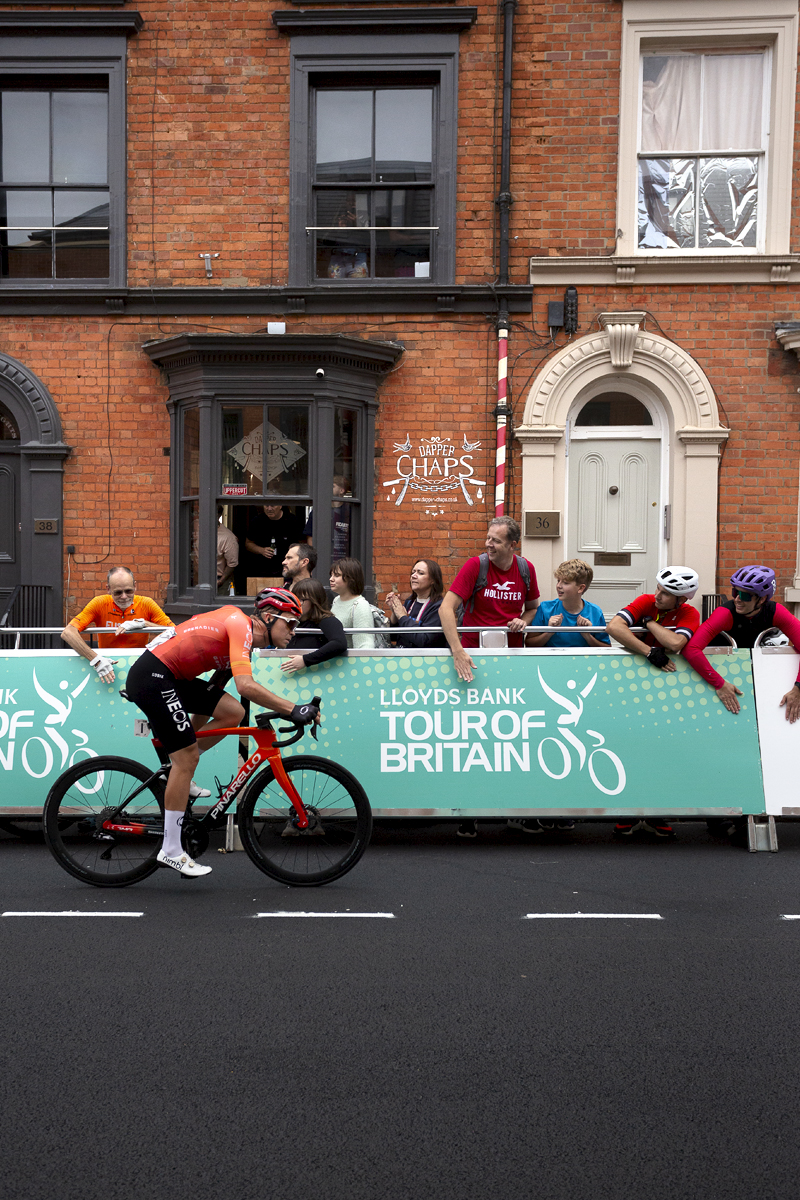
[69,594,173,649]
[149,606,254,680]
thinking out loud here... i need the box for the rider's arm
[607,615,652,658]
[682,607,733,689]
[773,604,800,686]
[234,673,295,716]
[647,623,690,653]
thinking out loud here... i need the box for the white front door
[568,437,661,616]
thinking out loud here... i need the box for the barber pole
[494,323,509,516]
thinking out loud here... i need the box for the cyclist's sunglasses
[280,616,299,629]
[111,587,135,597]
[732,588,756,602]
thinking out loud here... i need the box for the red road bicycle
[42,699,372,888]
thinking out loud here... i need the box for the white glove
[117,618,148,634]
[90,654,116,682]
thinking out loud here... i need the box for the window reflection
[313,84,434,280]
[0,82,109,278]
[221,405,309,495]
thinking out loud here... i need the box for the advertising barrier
[0,648,762,818]
[752,644,800,817]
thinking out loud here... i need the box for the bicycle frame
[100,723,311,836]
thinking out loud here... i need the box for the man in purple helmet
[683,565,800,721]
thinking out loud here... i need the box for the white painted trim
[516,325,729,607]
[617,0,798,257]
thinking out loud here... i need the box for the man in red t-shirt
[440,517,540,684]
[607,567,701,674]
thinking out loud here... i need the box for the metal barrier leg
[747,815,778,853]
[224,813,243,852]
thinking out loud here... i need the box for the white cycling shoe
[188,780,211,799]
[156,849,212,878]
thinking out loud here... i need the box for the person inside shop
[525,558,610,648]
[302,476,352,560]
[280,577,348,674]
[61,566,174,686]
[240,502,304,589]
[217,506,239,595]
[385,559,446,649]
[330,557,375,649]
[282,542,317,590]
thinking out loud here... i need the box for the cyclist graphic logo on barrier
[536,669,626,797]
[0,669,98,782]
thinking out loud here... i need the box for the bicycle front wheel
[238,756,372,886]
[43,756,165,888]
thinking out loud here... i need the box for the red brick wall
[6,0,800,612]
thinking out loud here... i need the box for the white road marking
[523,913,663,920]
[780,915,800,920]
[253,911,395,919]
[2,911,143,918]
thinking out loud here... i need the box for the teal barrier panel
[253,649,763,817]
[0,649,764,816]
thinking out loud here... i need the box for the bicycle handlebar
[254,695,322,747]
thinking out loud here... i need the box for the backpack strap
[466,553,490,613]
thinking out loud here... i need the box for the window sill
[529,254,800,286]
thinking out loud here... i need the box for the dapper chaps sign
[383,435,485,516]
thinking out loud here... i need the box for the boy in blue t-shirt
[526,558,610,648]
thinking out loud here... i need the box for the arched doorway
[0,355,70,625]
[567,389,662,614]
[516,317,728,613]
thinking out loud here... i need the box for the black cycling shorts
[125,650,226,754]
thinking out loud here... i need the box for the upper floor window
[638,51,768,253]
[313,80,435,281]
[288,41,459,287]
[0,76,109,280]
[616,1,798,259]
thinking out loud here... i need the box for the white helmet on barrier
[655,565,699,600]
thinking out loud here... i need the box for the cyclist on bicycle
[683,565,800,720]
[125,587,318,878]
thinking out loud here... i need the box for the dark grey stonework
[143,333,404,617]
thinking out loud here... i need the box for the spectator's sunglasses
[732,588,756,602]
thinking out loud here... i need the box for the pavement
[2,819,800,1200]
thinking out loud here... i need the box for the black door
[0,451,20,616]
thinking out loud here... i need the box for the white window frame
[617,0,799,258]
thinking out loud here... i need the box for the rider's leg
[161,742,199,857]
[190,692,245,754]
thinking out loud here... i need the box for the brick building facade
[0,0,798,625]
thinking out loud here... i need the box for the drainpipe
[494,0,517,518]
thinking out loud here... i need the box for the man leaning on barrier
[439,517,539,840]
[61,566,173,686]
[606,567,701,840]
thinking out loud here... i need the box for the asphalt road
[2,819,800,1200]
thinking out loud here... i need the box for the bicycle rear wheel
[238,756,372,886]
[43,756,165,888]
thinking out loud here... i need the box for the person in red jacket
[683,564,800,722]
